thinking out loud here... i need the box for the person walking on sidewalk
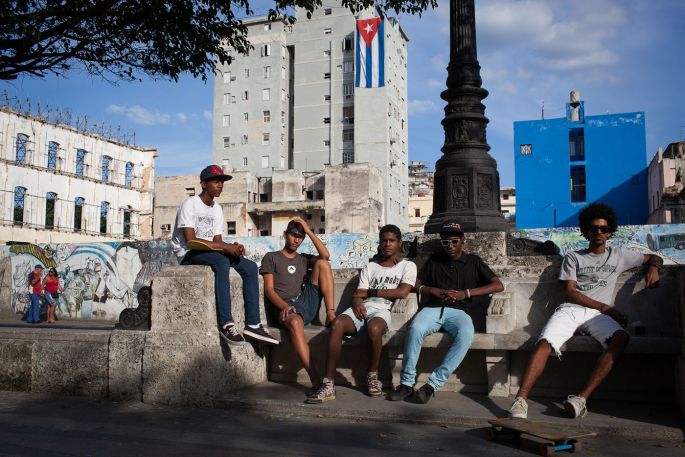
[42,267,63,323]
[508,203,663,419]
[307,225,416,404]
[26,264,44,324]
[260,218,335,400]
[171,165,278,346]
[388,220,504,404]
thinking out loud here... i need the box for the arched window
[74,197,84,232]
[75,149,86,176]
[124,162,134,187]
[47,141,59,170]
[101,155,112,182]
[45,192,57,229]
[123,206,132,237]
[15,134,28,164]
[100,201,109,234]
[13,186,26,224]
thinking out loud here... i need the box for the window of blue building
[124,162,134,187]
[15,133,28,164]
[75,149,86,176]
[570,165,586,202]
[569,128,585,161]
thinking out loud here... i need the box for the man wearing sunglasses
[509,203,663,419]
[389,219,503,404]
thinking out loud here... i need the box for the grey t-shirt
[260,251,314,301]
[559,247,644,305]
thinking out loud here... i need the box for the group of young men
[172,165,663,418]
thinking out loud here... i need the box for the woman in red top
[42,268,63,324]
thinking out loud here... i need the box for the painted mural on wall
[2,223,683,321]
[512,223,685,265]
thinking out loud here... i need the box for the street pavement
[1,388,684,457]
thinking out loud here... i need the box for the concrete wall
[514,100,648,229]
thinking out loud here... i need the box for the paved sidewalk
[220,381,684,441]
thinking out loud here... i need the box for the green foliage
[0,0,436,82]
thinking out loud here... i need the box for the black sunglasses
[588,225,611,234]
[440,239,464,247]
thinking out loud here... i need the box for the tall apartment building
[212,1,409,229]
[0,106,156,243]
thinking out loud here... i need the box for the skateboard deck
[187,239,222,251]
[487,418,596,456]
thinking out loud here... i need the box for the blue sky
[2,0,684,186]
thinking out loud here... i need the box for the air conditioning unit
[160,224,171,231]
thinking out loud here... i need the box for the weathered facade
[648,141,684,224]
[212,0,410,229]
[0,107,155,243]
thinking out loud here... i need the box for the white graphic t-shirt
[560,247,644,305]
[359,259,417,311]
[171,195,224,261]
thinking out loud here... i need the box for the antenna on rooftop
[541,101,545,120]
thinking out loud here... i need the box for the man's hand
[352,300,367,320]
[603,307,627,327]
[279,305,296,322]
[443,289,466,304]
[645,267,660,289]
[224,242,244,257]
[291,216,312,234]
[325,309,336,327]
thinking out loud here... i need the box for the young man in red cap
[171,165,277,346]
[260,217,335,399]
[389,219,503,404]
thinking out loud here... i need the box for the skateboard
[187,239,222,251]
[486,418,596,456]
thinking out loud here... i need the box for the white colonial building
[0,106,156,243]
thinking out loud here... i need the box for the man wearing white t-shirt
[509,203,663,419]
[306,225,417,404]
[171,165,277,346]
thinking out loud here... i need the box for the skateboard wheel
[485,428,497,441]
[571,441,582,453]
[539,444,554,456]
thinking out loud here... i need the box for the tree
[0,0,436,82]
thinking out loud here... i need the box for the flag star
[364,23,374,34]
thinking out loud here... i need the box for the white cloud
[203,110,213,120]
[175,112,189,124]
[409,99,441,115]
[105,104,202,126]
[426,79,443,88]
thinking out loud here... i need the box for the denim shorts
[277,282,322,325]
[341,304,392,334]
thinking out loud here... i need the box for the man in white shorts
[509,203,662,419]
[306,224,417,403]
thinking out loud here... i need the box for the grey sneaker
[243,324,279,345]
[508,396,528,419]
[366,372,383,397]
[220,323,246,345]
[563,395,588,418]
[305,379,335,404]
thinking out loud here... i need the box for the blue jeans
[27,293,41,323]
[181,251,260,327]
[400,307,474,391]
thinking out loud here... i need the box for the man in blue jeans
[171,165,277,346]
[389,219,503,403]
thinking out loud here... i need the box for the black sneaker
[220,323,246,345]
[243,324,279,345]
[388,384,413,401]
[410,384,435,404]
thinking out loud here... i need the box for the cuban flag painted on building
[355,17,384,88]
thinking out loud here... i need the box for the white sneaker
[508,396,528,419]
[563,395,588,418]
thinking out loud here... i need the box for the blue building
[514,92,648,229]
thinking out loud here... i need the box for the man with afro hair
[508,203,663,419]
